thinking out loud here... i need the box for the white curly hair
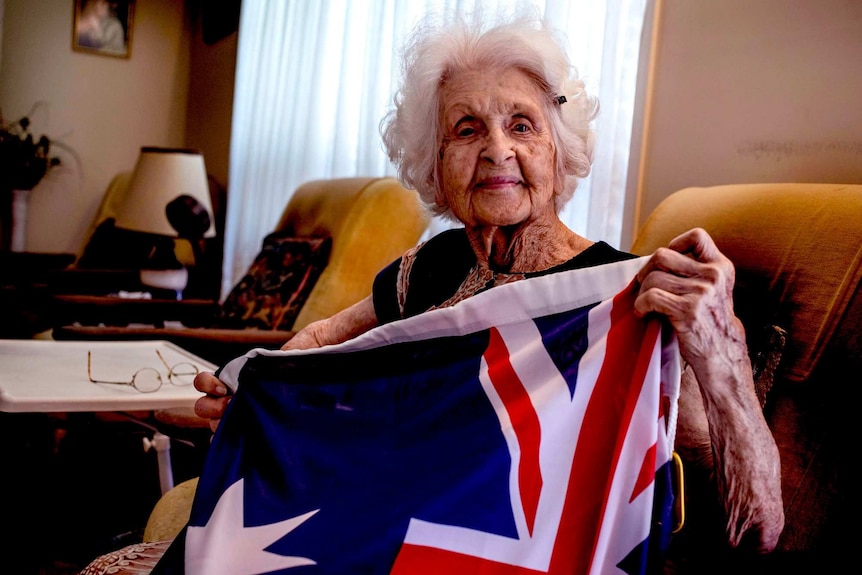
[380,8,599,221]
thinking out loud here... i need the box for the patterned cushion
[749,324,787,408]
[79,540,172,575]
[217,234,332,331]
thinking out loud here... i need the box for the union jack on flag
[152,256,681,575]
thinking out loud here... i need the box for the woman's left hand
[632,227,744,371]
[633,227,785,552]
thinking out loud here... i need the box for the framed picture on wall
[72,0,135,58]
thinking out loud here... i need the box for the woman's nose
[482,128,515,164]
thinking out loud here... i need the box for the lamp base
[140,268,188,299]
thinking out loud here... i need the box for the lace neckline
[431,263,526,311]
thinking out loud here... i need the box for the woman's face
[437,67,557,229]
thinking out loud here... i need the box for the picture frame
[72,0,135,58]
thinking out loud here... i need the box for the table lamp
[113,147,215,298]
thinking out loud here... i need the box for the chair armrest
[52,325,296,367]
[52,295,220,328]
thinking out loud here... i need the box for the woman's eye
[512,123,531,133]
[456,127,476,137]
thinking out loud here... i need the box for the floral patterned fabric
[217,234,332,331]
[78,540,172,575]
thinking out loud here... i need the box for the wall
[0,0,235,256]
[624,0,862,247]
[185,14,236,191]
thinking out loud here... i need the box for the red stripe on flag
[548,281,661,574]
[389,282,664,575]
[631,407,665,503]
[630,442,657,503]
[485,327,543,536]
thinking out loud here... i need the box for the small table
[0,339,217,492]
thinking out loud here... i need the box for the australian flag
[153,256,681,575]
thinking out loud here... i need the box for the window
[222,0,647,297]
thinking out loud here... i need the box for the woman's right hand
[194,371,233,433]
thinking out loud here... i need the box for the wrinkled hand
[193,316,353,435]
[194,371,232,433]
[634,228,784,552]
[633,227,745,372]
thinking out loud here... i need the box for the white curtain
[222,0,647,298]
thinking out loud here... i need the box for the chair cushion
[217,234,332,331]
[144,477,199,542]
[79,540,173,575]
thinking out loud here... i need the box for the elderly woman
[195,12,784,565]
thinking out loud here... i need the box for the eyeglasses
[87,350,200,393]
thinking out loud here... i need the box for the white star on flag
[185,478,317,575]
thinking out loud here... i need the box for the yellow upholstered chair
[631,183,862,571]
[85,182,862,573]
[278,176,428,330]
[143,477,200,543]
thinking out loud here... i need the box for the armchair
[631,182,862,571]
[53,177,430,367]
[81,182,861,575]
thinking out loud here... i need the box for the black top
[373,228,637,324]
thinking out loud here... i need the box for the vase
[10,189,31,252]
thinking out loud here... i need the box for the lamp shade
[114,147,215,238]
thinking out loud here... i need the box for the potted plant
[0,109,61,251]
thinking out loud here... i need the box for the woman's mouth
[475,176,522,190]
